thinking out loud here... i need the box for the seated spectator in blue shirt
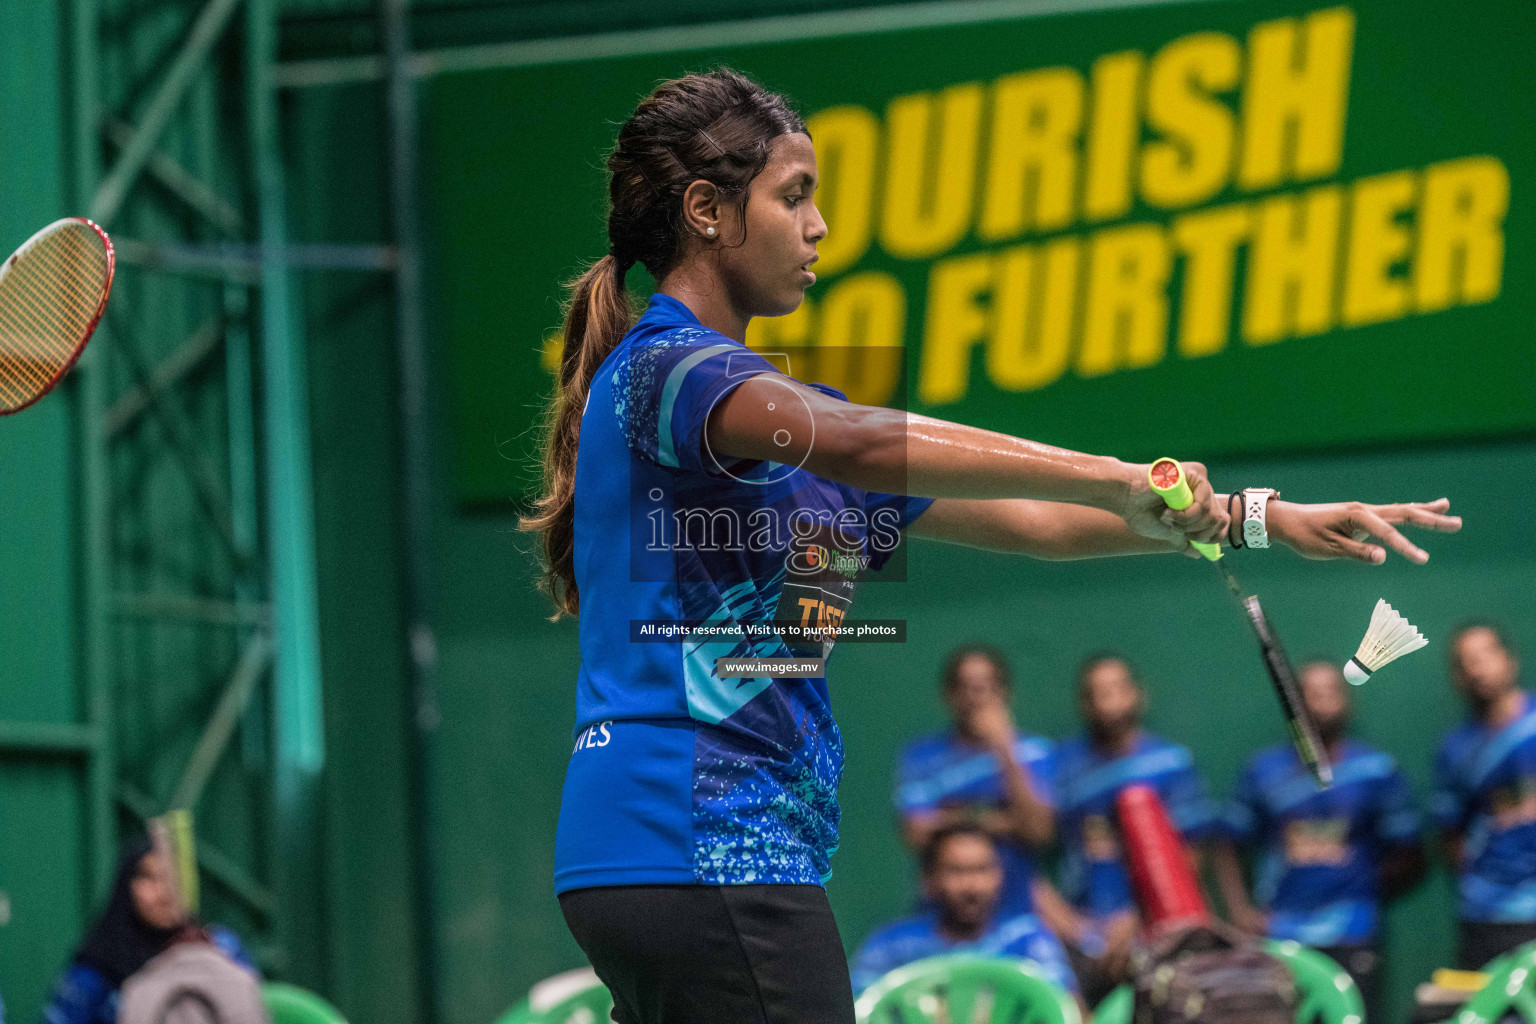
[1432,622,1536,969]
[851,823,1078,1000]
[1045,654,1218,1003]
[1212,660,1425,1016]
[44,835,255,1024]
[895,645,1055,915]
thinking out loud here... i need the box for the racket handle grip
[1147,458,1222,562]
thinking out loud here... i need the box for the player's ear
[680,180,721,239]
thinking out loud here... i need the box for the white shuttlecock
[1344,599,1428,685]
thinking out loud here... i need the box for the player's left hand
[1268,498,1462,564]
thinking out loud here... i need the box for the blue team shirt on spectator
[1432,691,1536,922]
[1054,732,1218,917]
[554,293,932,894]
[895,733,1055,913]
[1222,740,1420,946]
[850,910,1078,994]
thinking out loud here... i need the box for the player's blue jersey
[895,732,1055,913]
[553,293,932,894]
[1433,691,1536,922]
[850,910,1077,995]
[1222,740,1420,945]
[1054,732,1218,917]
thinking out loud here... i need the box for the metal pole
[381,0,444,1016]
[0,721,101,757]
[168,636,272,812]
[90,0,245,227]
[249,0,328,983]
[71,0,118,903]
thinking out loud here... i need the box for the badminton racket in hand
[0,218,115,416]
[1148,457,1332,788]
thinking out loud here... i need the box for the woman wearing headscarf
[43,835,255,1024]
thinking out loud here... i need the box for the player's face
[1452,627,1519,704]
[1081,661,1142,736]
[716,132,825,318]
[925,834,1003,929]
[130,851,186,931]
[945,655,1009,722]
[1299,664,1350,738]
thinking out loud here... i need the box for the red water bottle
[1116,783,1210,935]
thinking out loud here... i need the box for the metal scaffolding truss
[40,0,430,989]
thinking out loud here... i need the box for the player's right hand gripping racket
[0,218,115,416]
[1148,458,1332,788]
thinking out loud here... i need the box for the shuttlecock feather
[1344,599,1428,685]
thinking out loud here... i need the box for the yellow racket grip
[1147,457,1222,561]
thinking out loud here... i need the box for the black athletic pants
[559,884,858,1024]
[1457,920,1536,970]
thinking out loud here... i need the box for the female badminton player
[525,69,1460,1024]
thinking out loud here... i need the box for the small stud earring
[705,227,715,236]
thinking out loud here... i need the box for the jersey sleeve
[209,923,261,975]
[612,334,781,476]
[1431,737,1471,832]
[1164,752,1220,841]
[1374,760,1423,847]
[849,931,903,994]
[1024,742,1058,808]
[42,964,111,1024]
[1220,760,1263,845]
[893,742,940,815]
[1009,921,1080,995]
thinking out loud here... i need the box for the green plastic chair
[492,969,613,1024]
[1455,943,1536,1023]
[856,953,1082,1024]
[1090,983,1132,1024]
[260,983,348,1024]
[1090,940,1362,1024]
[1475,940,1536,985]
[1267,940,1365,1024]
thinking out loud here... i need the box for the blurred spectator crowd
[853,622,1530,1019]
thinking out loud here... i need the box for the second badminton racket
[0,218,115,416]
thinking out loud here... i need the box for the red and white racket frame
[0,216,115,416]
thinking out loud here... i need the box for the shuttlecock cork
[1345,599,1428,685]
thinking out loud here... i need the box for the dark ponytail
[521,69,806,616]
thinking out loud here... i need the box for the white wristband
[1242,489,1275,549]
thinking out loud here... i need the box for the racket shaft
[1245,597,1332,787]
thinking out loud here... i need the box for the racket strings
[0,238,98,389]
[0,222,111,411]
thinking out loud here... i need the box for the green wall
[290,83,424,1024]
[0,0,90,1018]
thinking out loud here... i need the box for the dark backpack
[1132,923,1296,1024]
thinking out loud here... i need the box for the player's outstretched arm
[909,496,1461,564]
[707,376,1461,563]
[706,376,1226,551]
